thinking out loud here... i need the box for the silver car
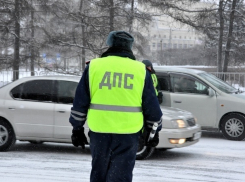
[0,76,201,159]
[155,66,245,141]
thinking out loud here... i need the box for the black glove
[140,128,159,147]
[146,132,159,147]
[71,127,88,149]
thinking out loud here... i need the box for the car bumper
[157,124,201,148]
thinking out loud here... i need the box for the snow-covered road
[0,131,244,182]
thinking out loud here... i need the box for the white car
[0,76,201,159]
[155,66,245,141]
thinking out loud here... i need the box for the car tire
[220,113,245,141]
[0,119,16,151]
[136,137,155,160]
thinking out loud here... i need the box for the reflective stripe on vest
[151,73,158,95]
[90,104,142,112]
[87,56,145,134]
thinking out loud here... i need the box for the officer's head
[142,60,152,67]
[106,31,134,50]
[142,59,155,72]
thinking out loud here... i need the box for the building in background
[149,16,203,52]
[143,1,213,65]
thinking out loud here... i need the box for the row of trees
[0,0,245,80]
[0,0,153,79]
[154,45,216,66]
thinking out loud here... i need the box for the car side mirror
[208,87,215,97]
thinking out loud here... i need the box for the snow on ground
[0,131,244,182]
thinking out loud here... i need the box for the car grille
[187,118,196,127]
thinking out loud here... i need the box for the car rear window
[11,80,54,102]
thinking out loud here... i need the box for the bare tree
[13,0,21,80]
[38,0,153,69]
[223,0,237,73]
[0,0,54,78]
[79,0,86,71]
[217,0,225,72]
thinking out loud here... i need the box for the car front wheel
[220,113,245,141]
[0,119,16,151]
[136,136,155,160]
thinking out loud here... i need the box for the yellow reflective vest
[87,56,146,134]
[151,73,158,96]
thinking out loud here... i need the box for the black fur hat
[106,31,134,49]
[142,60,152,67]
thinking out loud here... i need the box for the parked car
[155,66,245,141]
[0,75,201,159]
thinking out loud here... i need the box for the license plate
[193,132,202,140]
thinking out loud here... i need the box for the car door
[169,73,217,127]
[53,80,89,140]
[6,80,55,138]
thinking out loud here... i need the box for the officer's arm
[69,65,90,130]
[142,70,163,131]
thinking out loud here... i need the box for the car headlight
[171,119,187,128]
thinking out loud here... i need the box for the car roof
[18,75,81,81]
[154,66,206,75]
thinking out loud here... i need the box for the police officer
[142,60,158,95]
[142,59,163,104]
[69,31,162,182]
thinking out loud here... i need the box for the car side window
[157,76,169,91]
[170,74,208,95]
[57,81,78,104]
[21,80,54,102]
[10,83,23,99]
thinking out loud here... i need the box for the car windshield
[198,72,238,94]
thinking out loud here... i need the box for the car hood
[160,106,194,120]
[232,92,245,100]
